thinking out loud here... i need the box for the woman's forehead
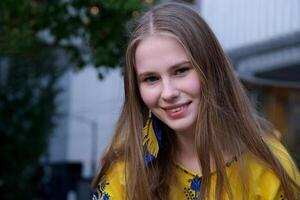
[134,35,189,73]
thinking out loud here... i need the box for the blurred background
[0,0,299,199]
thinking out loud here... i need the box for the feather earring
[143,111,162,165]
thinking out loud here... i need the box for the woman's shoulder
[227,135,299,199]
[92,160,126,200]
[105,160,126,177]
[242,135,300,186]
[263,135,300,180]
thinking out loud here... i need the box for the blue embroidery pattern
[92,179,110,200]
[190,176,201,200]
[184,176,201,200]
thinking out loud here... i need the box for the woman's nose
[161,79,179,101]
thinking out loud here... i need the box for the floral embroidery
[190,176,201,191]
[183,176,201,200]
[183,186,195,200]
[92,179,110,200]
[190,176,201,200]
[175,164,203,200]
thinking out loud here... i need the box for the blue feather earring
[143,111,163,165]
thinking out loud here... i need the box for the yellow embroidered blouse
[92,137,300,200]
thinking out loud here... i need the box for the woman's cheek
[140,86,160,107]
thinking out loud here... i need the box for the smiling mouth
[163,101,192,113]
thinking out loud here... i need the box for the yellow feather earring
[143,111,161,164]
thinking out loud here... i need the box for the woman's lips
[163,101,191,119]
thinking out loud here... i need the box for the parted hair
[92,2,299,199]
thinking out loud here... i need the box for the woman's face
[135,34,201,134]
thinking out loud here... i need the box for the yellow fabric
[93,137,300,200]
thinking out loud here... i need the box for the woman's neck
[174,130,235,175]
[174,131,202,175]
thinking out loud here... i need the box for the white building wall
[199,0,300,49]
[67,67,124,177]
[48,70,71,162]
[50,67,124,178]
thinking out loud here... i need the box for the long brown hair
[92,2,299,199]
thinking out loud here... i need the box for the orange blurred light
[90,6,100,15]
[132,11,140,17]
[144,0,154,4]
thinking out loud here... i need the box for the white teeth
[168,106,182,113]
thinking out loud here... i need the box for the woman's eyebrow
[137,72,156,80]
[168,61,191,69]
[137,60,191,78]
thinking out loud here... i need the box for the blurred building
[51,67,123,178]
[47,67,124,199]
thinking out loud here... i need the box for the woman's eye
[175,67,190,75]
[143,76,159,83]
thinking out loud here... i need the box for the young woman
[92,3,300,200]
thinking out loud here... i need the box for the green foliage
[0,48,67,199]
[0,0,158,74]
